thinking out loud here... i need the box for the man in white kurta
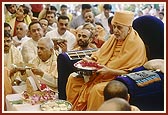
[4,31,23,104]
[12,22,31,51]
[45,15,76,53]
[21,21,44,63]
[95,4,114,33]
[29,37,58,91]
[4,31,24,82]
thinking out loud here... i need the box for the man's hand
[82,55,96,63]
[96,66,114,77]
[58,41,67,52]
[31,68,44,77]
[96,65,128,79]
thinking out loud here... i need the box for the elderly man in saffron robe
[66,11,147,111]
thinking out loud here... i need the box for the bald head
[38,37,54,49]
[17,22,28,29]
[77,28,92,39]
[76,28,92,49]
[98,98,131,111]
[37,37,54,62]
[16,22,28,39]
[104,80,128,101]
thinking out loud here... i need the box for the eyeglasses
[78,34,88,38]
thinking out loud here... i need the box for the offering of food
[56,39,67,44]
[52,38,67,44]
[11,63,34,72]
[40,100,72,111]
[74,60,102,71]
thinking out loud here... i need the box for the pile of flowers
[22,83,56,105]
[74,61,103,70]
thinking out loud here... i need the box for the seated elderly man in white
[12,22,31,51]
[28,37,58,91]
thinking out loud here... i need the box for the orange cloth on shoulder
[91,28,147,71]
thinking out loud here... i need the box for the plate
[74,60,102,71]
[52,38,67,44]
[11,63,33,70]
[40,100,72,111]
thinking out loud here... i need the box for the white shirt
[45,28,76,52]
[96,12,114,32]
[13,36,31,51]
[29,52,58,90]
[21,39,38,63]
[47,23,58,32]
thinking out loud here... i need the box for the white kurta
[4,45,23,68]
[21,39,38,63]
[4,45,24,83]
[45,28,76,52]
[95,12,114,32]
[29,52,58,90]
[13,36,31,51]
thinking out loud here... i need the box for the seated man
[6,37,58,93]
[4,31,24,109]
[82,22,105,48]
[4,31,24,85]
[28,37,58,91]
[66,11,147,111]
[45,15,76,53]
[73,28,97,50]
[57,28,97,100]
[21,21,44,63]
[103,80,140,111]
[12,22,31,51]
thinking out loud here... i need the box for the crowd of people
[3,3,165,111]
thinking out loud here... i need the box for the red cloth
[31,4,43,13]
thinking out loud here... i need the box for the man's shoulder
[109,13,114,17]
[22,36,31,41]
[12,36,18,41]
[72,15,82,21]
[46,29,57,35]
[22,39,36,48]
[95,13,102,18]
[65,30,76,37]
[45,29,58,38]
